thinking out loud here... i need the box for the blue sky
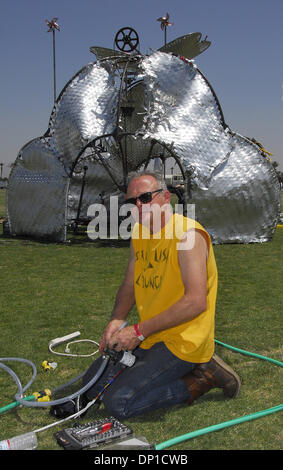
[0,0,282,177]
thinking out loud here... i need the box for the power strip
[48,332,81,351]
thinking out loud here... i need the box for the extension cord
[48,331,99,358]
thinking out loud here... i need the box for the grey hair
[127,170,168,190]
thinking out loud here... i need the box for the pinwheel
[157,13,173,45]
[157,13,174,30]
[45,18,60,102]
[46,18,60,32]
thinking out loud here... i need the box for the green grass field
[0,188,282,450]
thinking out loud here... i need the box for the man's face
[126,175,171,230]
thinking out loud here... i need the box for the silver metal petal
[7,138,69,242]
[49,62,119,166]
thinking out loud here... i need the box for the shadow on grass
[0,232,130,248]
[67,237,130,248]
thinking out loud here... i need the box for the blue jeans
[83,342,196,419]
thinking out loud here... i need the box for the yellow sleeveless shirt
[132,213,218,363]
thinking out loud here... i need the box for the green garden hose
[214,339,283,366]
[0,395,36,415]
[156,339,283,450]
[156,404,283,450]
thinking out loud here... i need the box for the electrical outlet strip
[48,332,81,351]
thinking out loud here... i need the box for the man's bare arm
[99,240,136,351]
[109,242,136,321]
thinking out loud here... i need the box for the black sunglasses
[125,189,163,206]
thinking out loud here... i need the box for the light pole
[157,12,174,46]
[45,18,60,103]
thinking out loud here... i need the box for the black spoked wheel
[114,27,139,52]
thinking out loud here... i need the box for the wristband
[133,323,145,342]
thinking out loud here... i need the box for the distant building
[149,157,184,187]
[165,174,184,187]
[0,178,8,189]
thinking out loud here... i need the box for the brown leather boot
[182,354,241,405]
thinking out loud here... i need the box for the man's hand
[107,325,141,352]
[99,319,126,353]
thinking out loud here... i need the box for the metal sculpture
[6,27,281,243]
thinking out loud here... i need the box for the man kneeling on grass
[51,171,241,419]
